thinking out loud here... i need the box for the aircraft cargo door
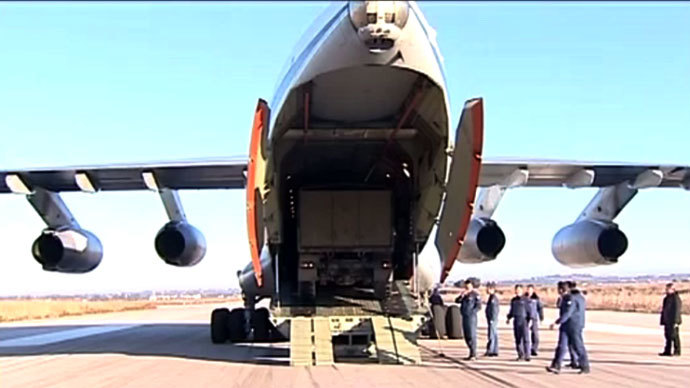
[434,98,484,282]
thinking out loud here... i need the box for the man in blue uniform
[557,284,578,369]
[507,284,532,361]
[547,281,590,374]
[484,282,500,357]
[460,279,481,361]
[526,284,544,356]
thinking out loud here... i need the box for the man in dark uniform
[484,282,500,357]
[429,287,444,307]
[507,284,532,361]
[554,282,579,369]
[460,279,481,361]
[660,282,682,356]
[526,284,544,356]
[547,281,590,374]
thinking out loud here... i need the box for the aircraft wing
[0,157,248,193]
[3,157,688,194]
[478,158,689,189]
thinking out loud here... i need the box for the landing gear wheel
[228,308,247,343]
[446,305,463,339]
[430,305,447,339]
[251,307,270,342]
[210,308,230,344]
[298,281,316,302]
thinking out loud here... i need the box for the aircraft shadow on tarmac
[0,324,290,366]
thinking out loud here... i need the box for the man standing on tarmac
[547,281,590,374]
[660,282,682,356]
[484,282,500,357]
[526,284,544,356]
[460,279,481,361]
[507,284,532,361]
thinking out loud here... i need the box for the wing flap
[479,158,689,189]
[1,158,248,193]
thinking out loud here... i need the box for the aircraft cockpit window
[367,12,377,24]
[385,12,395,24]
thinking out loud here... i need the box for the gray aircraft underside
[2,1,689,300]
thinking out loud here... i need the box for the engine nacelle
[238,245,275,299]
[552,219,628,267]
[154,221,206,267]
[456,217,506,263]
[32,229,103,273]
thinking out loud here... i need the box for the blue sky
[0,2,689,295]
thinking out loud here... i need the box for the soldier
[507,284,532,361]
[547,281,590,374]
[660,282,682,356]
[484,282,500,357]
[460,279,481,361]
[553,283,579,368]
[429,286,444,307]
[526,284,544,356]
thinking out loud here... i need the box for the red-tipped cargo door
[246,99,270,287]
[434,98,484,282]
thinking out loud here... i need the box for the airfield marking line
[0,325,139,347]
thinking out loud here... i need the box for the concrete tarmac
[1,303,688,388]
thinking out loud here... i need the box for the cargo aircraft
[2,1,688,364]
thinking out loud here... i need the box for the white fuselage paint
[264,1,450,292]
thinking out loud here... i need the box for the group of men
[432,279,590,374]
[432,280,685,374]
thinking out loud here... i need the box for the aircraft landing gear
[209,306,277,344]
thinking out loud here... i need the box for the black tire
[228,308,247,343]
[430,305,447,339]
[210,308,230,344]
[446,305,463,339]
[252,307,270,342]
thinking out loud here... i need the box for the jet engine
[237,245,275,299]
[154,221,206,267]
[32,229,103,273]
[552,219,628,267]
[456,218,506,263]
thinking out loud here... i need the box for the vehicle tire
[228,308,247,343]
[430,305,447,339]
[210,308,230,344]
[446,305,463,339]
[252,307,270,342]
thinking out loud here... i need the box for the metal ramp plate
[313,318,334,365]
[289,317,335,366]
[290,318,313,366]
[372,316,421,365]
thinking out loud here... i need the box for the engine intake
[154,222,206,267]
[32,229,103,273]
[552,220,628,267]
[457,218,506,263]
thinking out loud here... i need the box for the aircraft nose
[348,1,410,52]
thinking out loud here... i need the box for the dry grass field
[441,281,690,314]
[1,282,687,322]
[0,299,156,322]
[0,295,242,323]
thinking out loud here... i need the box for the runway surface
[1,303,688,388]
